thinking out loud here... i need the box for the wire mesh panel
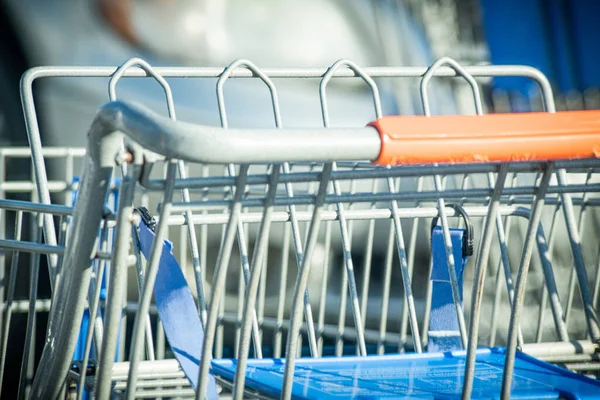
[1,57,600,399]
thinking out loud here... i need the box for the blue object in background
[480,0,600,96]
[212,347,600,399]
[428,227,467,353]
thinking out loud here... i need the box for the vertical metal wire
[564,170,592,329]
[118,275,128,364]
[592,246,600,314]
[274,223,291,359]
[334,182,356,357]
[25,310,37,400]
[131,224,156,361]
[399,177,424,352]
[320,59,383,357]
[556,169,600,341]
[0,210,23,390]
[501,166,553,400]
[199,164,210,326]
[317,218,333,356]
[391,172,421,352]
[77,222,110,400]
[455,58,511,396]
[216,60,289,360]
[421,175,445,349]
[125,160,178,400]
[358,179,378,353]
[196,165,250,400]
[233,218,246,358]
[420,260,434,349]
[534,218,569,342]
[156,321,165,360]
[95,163,141,400]
[377,222,396,355]
[489,174,522,347]
[108,57,209,327]
[535,203,560,343]
[234,245,245,359]
[65,151,75,206]
[18,213,43,399]
[272,111,321,359]
[232,166,281,400]
[281,164,333,400]
[462,164,508,399]
[257,233,268,350]
[421,57,485,349]
[234,212,253,358]
[215,224,227,360]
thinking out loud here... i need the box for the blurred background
[1,0,599,152]
[2,0,600,149]
[0,0,599,398]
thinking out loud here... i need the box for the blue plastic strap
[428,226,467,353]
[138,220,218,399]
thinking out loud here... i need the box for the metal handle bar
[102,101,600,165]
[97,101,381,164]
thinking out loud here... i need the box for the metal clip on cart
[1,57,600,399]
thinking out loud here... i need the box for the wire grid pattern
[0,57,598,399]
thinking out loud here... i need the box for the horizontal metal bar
[115,388,196,399]
[0,198,73,215]
[0,238,65,255]
[168,183,600,211]
[23,64,550,80]
[111,359,183,378]
[0,299,52,313]
[141,159,600,191]
[564,363,600,371]
[112,378,191,390]
[520,340,598,357]
[0,239,112,259]
[539,354,600,363]
[0,182,73,193]
[0,200,118,228]
[0,147,86,157]
[111,372,187,382]
[161,205,524,226]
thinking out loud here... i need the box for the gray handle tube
[95,100,382,164]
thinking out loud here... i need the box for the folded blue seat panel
[212,348,600,399]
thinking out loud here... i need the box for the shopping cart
[1,56,600,399]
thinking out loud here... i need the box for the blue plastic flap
[211,348,600,399]
[138,221,218,399]
[428,227,467,353]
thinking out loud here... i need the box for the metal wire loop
[420,56,483,116]
[431,203,474,257]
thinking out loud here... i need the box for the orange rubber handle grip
[370,110,600,165]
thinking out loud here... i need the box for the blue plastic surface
[138,220,219,400]
[212,348,600,399]
[428,227,466,353]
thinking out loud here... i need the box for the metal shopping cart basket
[1,56,600,399]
